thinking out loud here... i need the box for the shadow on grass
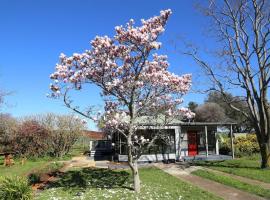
[47,168,132,192]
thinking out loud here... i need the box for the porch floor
[183,154,232,161]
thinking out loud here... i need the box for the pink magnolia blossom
[49,8,194,147]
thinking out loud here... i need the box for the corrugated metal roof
[115,114,237,127]
[135,115,237,126]
[83,130,106,140]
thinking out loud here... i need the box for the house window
[115,129,175,155]
[197,129,216,155]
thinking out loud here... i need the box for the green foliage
[0,176,33,200]
[192,169,270,198]
[28,173,40,185]
[218,133,231,155]
[219,134,260,157]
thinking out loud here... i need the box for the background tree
[187,0,270,168]
[206,91,252,132]
[0,113,18,153]
[0,89,12,111]
[49,9,193,192]
[0,92,4,107]
[0,89,15,153]
[0,113,85,158]
[39,113,85,157]
[194,102,227,122]
[188,101,198,113]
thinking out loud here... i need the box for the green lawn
[0,158,49,177]
[194,155,270,183]
[36,167,222,200]
[0,157,64,178]
[192,169,270,199]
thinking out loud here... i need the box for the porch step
[90,151,96,157]
[90,151,109,156]
[183,155,232,161]
[89,150,112,161]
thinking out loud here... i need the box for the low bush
[0,176,33,200]
[28,173,41,185]
[27,161,63,184]
[218,133,231,155]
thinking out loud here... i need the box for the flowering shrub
[219,134,260,157]
[234,134,260,156]
[15,120,50,157]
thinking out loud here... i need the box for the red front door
[188,131,198,156]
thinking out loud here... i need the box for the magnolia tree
[49,9,193,192]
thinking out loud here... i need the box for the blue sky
[0,0,215,130]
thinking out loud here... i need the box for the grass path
[195,156,270,183]
[192,169,269,199]
[157,163,265,200]
[205,168,270,190]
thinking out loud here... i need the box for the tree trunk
[131,160,140,193]
[255,126,270,169]
[127,135,141,193]
[260,140,270,169]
